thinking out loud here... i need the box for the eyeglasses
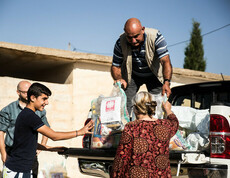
[19,90,28,94]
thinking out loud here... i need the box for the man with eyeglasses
[0,80,50,178]
[111,18,173,116]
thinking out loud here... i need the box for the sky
[1,0,230,76]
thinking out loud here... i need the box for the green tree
[184,20,206,71]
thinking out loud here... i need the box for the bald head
[17,81,31,91]
[17,80,31,104]
[124,18,145,47]
[124,18,142,32]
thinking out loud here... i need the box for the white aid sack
[171,106,209,133]
[171,106,210,151]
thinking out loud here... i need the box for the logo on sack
[106,100,115,112]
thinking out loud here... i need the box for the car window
[173,95,191,107]
[195,93,212,109]
[171,82,230,109]
[216,92,230,103]
[173,93,212,109]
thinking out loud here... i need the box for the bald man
[0,81,50,178]
[111,18,172,115]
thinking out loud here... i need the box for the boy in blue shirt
[2,83,93,178]
[0,80,50,178]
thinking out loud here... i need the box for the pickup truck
[59,80,230,178]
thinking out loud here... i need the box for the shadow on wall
[0,63,73,84]
[0,48,74,84]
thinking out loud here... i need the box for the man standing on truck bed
[111,17,173,115]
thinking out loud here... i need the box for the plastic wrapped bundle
[91,82,129,148]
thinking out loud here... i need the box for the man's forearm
[161,55,172,80]
[163,63,172,81]
[160,55,172,97]
[111,66,122,80]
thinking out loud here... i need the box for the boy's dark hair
[27,83,52,102]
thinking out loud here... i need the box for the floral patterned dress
[111,113,179,178]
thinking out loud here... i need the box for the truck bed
[59,148,209,160]
[58,148,215,177]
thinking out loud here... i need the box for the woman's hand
[162,101,173,116]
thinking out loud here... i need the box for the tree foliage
[184,20,206,71]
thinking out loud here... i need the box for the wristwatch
[163,79,171,84]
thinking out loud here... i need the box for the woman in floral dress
[111,91,178,178]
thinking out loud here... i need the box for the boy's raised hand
[77,120,94,136]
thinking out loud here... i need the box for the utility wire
[69,23,230,53]
[168,23,230,48]
[69,42,112,56]
[202,23,230,37]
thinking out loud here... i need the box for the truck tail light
[210,114,230,159]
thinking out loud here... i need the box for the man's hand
[36,150,42,156]
[37,143,67,152]
[114,79,127,89]
[0,131,7,163]
[36,135,49,155]
[46,146,67,153]
[111,66,127,88]
[111,66,127,89]
[162,81,171,98]
[1,152,7,163]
